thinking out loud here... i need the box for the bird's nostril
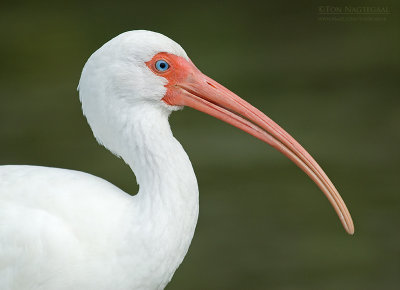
[206,81,217,89]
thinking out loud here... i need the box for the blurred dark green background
[1,0,399,289]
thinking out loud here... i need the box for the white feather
[0,30,198,290]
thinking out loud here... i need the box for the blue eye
[155,60,170,72]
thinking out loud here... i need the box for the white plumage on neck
[113,103,199,289]
[77,30,200,288]
[110,106,199,290]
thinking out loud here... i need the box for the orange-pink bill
[147,52,354,235]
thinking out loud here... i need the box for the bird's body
[0,30,353,290]
[0,165,136,290]
[0,106,198,290]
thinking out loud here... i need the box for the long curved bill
[162,62,354,235]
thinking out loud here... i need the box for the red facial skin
[146,52,200,106]
[146,52,354,235]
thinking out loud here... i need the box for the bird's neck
[114,104,199,286]
[122,105,198,214]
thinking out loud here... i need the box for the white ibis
[0,30,354,290]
